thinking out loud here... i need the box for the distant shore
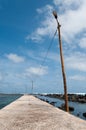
[42,93,86,103]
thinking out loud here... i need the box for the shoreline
[40,93,86,103]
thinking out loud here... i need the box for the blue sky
[0,0,86,94]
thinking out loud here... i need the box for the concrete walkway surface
[0,95,86,130]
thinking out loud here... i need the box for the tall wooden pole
[57,22,69,112]
[53,11,69,112]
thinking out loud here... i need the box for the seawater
[36,95,86,121]
[0,94,23,109]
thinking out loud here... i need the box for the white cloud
[6,53,24,63]
[65,52,86,72]
[26,66,48,76]
[25,33,43,43]
[69,75,86,81]
[26,4,56,43]
[53,0,82,10]
[53,0,86,43]
[79,37,86,48]
[36,5,53,14]
[26,0,86,46]
[60,3,86,42]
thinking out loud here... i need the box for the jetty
[0,95,86,130]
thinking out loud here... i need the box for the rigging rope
[34,29,57,82]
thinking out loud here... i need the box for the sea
[36,94,86,121]
[0,94,23,109]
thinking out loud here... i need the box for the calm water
[0,94,23,109]
[36,95,86,121]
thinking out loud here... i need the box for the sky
[0,0,86,94]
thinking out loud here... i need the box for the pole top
[52,11,58,19]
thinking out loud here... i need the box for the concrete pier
[0,95,86,130]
